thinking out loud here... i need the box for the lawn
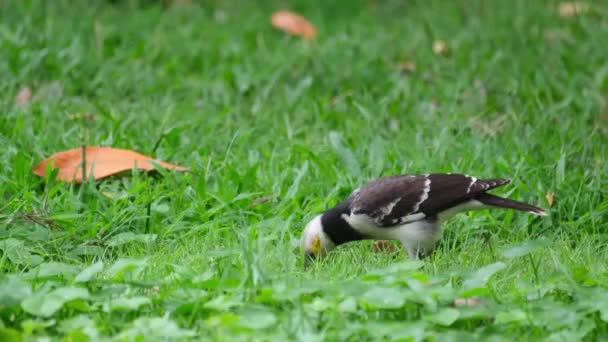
[1,0,608,340]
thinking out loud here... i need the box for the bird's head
[301,214,335,268]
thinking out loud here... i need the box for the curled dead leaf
[432,40,449,55]
[33,147,189,183]
[250,195,274,206]
[453,298,484,307]
[15,86,32,106]
[468,114,507,137]
[400,61,416,73]
[546,192,554,207]
[271,10,316,39]
[373,240,398,254]
[67,112,96,123]
[101,191,115,199]
[558,2,589,17]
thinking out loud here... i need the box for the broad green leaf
[306,297,332,312]
[363,321,426,342]
[70,244,104,257]
[167,288,208,301]
[164,288,208,313]
[463,262,506,290]
[0,238,42,266]
[577,286,608,322]
[115,317,195,340]
[105,258,148,279]
[572,266,599,286]
[23,262,80,280]
[601,309,608,323]
[495,309,528,324]
[204,313,241,327]
[361,287,407,309]
[424,308,460,326]
[204,295,242,311]
[191,269,215,283]
[338,297,358,313]
[58,315,99,340]
[384,261,426,273]
[20,319,55,335]
[103,296,151,312]
[433,331,485,341]
[501,239,550,259]
[21,286,90,317]
[365,261,425,279]
[0,275,32,307]
[267,280,324,302]
[151,203,170,214]
[548,331,586,342]
[0,226,49,242]
[0,327,21,342]
[63,330,90,342]
[106,232,157,247]
[0,238,25,256]
[235,307,278,330]
[75,261,104,283]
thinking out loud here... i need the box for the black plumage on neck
[320,200,366,246]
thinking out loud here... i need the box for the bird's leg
[402,241,420,260]
[407,247,419,260]
[403,242,435,260]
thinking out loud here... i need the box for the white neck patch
[301,214,335,256]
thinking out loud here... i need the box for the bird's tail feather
[475,193,547,216]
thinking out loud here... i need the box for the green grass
[1,0,608,340]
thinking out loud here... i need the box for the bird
[301,173,546,266]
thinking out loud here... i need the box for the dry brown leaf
[271,10,316,39]
[432,40,449,55]
[400,61,416,73]
[250,195,274,206]
[546,192,554,207]
[453,298,484,307]
[558,2,589,17]
[15,86,32,106]
[67,112,97,123]
[33,147,189,183]
[432,40,448,55]
[468,114,507,137]
[373,240,398,254]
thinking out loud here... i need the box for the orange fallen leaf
[558,2,589,17]
[546,192,554,207]
[15,86,32,106]
[373,240,398,254]
[271,10,316,39]
[33,147,189,183]
[432,40,449,55]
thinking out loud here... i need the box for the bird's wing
[350,173,510,227]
